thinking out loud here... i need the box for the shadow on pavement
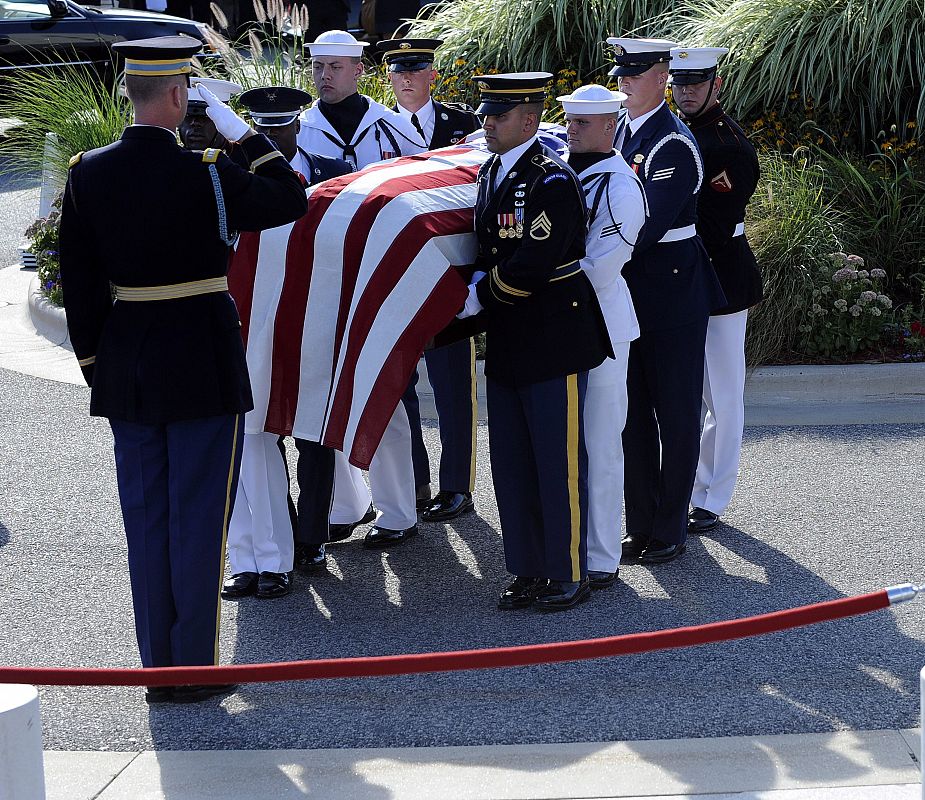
[0,520,9,548]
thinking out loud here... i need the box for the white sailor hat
[557,84,626,114]
[187,78,243,105]
[306,29,369,58]
[669,47,729,84]
[606,37,678,77]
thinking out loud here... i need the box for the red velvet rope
[0,590,889,687]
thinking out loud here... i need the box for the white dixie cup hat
[557,83,627,114]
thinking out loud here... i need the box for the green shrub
[745,150,843,365]
[795,253,894,358]
[24,200,63,306]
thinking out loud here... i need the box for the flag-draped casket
[227,145,491,470]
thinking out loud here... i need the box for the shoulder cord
[207,162,237,246]
[644,132,704,194]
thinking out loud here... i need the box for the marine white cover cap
[557,84,627,114]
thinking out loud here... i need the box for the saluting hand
[194,82,252,143]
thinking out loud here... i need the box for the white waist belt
[733,222,745,237]
[658,224,697,243]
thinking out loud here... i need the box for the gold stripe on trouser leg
[214,414,240,665]
[566,374,581,582]
[468,337,477,493]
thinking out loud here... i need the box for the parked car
[0,0,213,85]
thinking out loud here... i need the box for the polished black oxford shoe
[415,484,433,511]
[329,504,377,542]
[220,571,258,599]
[688,507,719,534]
[169,684,238,704]
[363,524,418,549]
[421,491,475,522]
[588,569,619,590]
[497,576,547,610]
[534,578,592,611]
[294,543,326,570]
[144,686,174,705]
[620,534,648,563]
[639,539,686,564]
[256,571,293,599]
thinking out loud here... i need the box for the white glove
[457,270,486,319]
[194,82,251,143]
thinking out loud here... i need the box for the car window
[0,0,54,19]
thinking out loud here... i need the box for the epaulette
[202,148,220,164]
[530,153,559,172]
[68,152,84,169]
[440,101,476,114]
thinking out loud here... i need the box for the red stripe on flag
[227,231,261,346]
[322,209,472,465]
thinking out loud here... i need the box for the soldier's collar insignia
[633,153,644,164]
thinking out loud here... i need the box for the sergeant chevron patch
[530,211,552,240]
[651,167,675,181]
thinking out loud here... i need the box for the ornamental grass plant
[744,149,843,365]
[669,0,925,147]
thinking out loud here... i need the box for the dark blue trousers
[486,372,589,583]
[622,317,709,546]
[293,438,334,545]
[402,338,477,494]
[110,413,243,668]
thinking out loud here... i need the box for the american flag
[227,145,490,470]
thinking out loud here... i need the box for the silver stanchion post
[920,666,924,800]
[0,684,45,799]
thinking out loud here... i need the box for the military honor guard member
[294,30,427,564]
[378,37,482,523]
[178,77,242,151]
[607,37,726,564]
[557,84,646,588]
[58,37,307,703]
[457,73,612,610]
[669,47,764,533]
[221,86,353,601]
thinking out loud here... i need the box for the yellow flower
[908,121,917,130]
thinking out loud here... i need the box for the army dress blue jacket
[618,103,726,332]
[59,127,308,424]
[473,139,612,386]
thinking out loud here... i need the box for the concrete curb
[26,273,68,346]
[20,272,925,424]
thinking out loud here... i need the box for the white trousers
[585,341,631,573]
[330,402,417,531]
[691,309,749,516]
[227,432,294,574]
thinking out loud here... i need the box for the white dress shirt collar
[397,98,435,144]
[627,101,665,136]
[495,134,539,188]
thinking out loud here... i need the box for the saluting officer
[58,37,307,703]
[557,84,646,589]
[457,73,612,611]
[222,86,352,602]
[669,47,763,534]
[378,37,482,524]
[178,77,242,152]
[606,37,726,564]
[292,29,427,564]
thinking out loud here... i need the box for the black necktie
[487,157,501,198]
[411,112,425,141]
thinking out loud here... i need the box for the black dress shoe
[329,504,377,542]
[497,576,548,609]
[422,491,475,522]
[220,571,258,599]
[363,524,418,549]
[640,539,686,564]
[534,578,592,611]
[415,484,433,511]
[294,543,325,571]
[169,684,238,704]
[620,534,649,563]
[144,686,173,704]
[688,507,719,534]
[588,569,619,589]
[256,571,293,599]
